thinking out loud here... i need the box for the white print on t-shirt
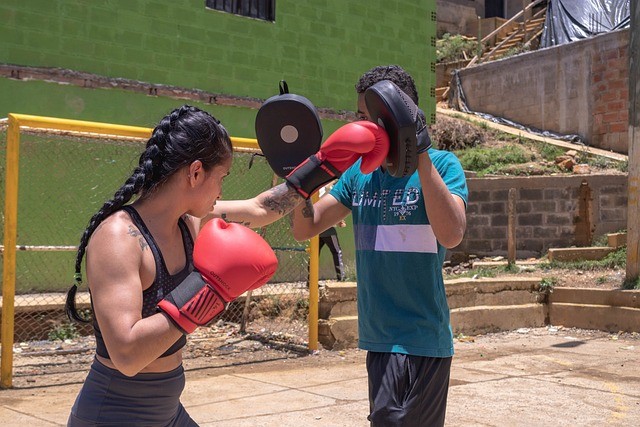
[352,187,422,221]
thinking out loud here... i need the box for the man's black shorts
[366,352,452,426]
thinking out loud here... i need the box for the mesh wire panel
[1,126,311,386]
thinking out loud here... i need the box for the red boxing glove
[286,121,389,198]
[158,219,278,334]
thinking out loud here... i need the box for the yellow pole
[307,194,320,351]
[230,136,259,150]
[11,113,259,150]
[11,114,152,138]
[1,115,21,388]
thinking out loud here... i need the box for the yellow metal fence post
[307,193,320,351]
[1,114,21,388]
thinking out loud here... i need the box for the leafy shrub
[431,115,484,151]
[436,33,478,63]
[48,322,79,341]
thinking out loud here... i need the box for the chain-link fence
[1,120,312,386]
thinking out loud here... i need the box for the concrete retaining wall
[319,280,640,350]
[549,288,640,333]
[453,29,629,153]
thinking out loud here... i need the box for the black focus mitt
[416,108,432,154]
[364,80,420,177]
[255,81,323,178]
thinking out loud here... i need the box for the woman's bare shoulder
[87,209,143,255]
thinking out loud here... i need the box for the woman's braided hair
[66,105,233,322]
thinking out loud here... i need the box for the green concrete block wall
[0,0,436,280]
[0,0,436,122]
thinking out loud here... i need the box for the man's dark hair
[355,64,419,105]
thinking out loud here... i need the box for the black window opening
[206,0,276,22]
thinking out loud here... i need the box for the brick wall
[453,29,630,153]
[591,42,630,152]
[453,174,628,259]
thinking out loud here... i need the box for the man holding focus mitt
[289,65,468,427]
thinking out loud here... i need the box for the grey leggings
[68,358,198,426]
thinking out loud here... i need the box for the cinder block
[547,247,615,262]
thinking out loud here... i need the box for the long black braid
[65,105,233,322]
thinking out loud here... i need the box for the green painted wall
[0,0,437,123]
[0,78,345,139]
[0,0,436,282]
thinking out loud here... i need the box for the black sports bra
[93,205,194,359]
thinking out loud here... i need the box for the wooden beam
[627,0,640,281]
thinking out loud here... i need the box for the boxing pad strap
[286,155,342,199]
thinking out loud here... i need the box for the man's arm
[210,183,304,229]
[291,193,351,242]
[417,153,467,248]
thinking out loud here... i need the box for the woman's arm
[209,183,304,229]
[417,153,467,248]
[86,215,184,376]
[290,194,351,242]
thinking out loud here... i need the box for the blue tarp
[541,0,630,47]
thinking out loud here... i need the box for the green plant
[293,297,310,320]
[591,234,609,247]
[493,131,518,142]
[503,262,519,273]
[455,145,533,176]
[539,277,558,293]
[436,33,478,63]
[342,261,358,282]
[538,143,565,162]
[495,43,530,60]
[622,277,640,290]
[574,151,627,172]
[596,276,608,284]
[256,295,283,318]
[48,322,79,341]
[617,160,629,173]
[547,247,627,271]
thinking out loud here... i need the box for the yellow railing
[0,113,320,388]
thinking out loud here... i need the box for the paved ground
[1,327,639,426]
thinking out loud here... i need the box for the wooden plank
[548,247,616,262]
[627,0,640,280]
[507,188,516,264]
[607,232,627,248]
[437,107,628,162]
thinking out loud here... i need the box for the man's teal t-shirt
[331,149,468,357]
